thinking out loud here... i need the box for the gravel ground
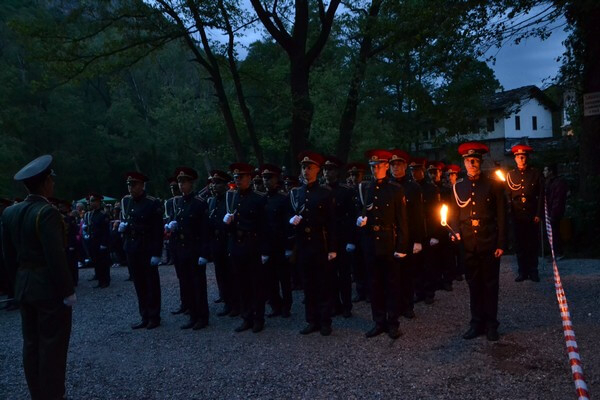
[1,255,598,399]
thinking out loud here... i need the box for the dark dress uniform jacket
[1,195,74,302]
[264,190,289,256]
[391,176,425,245]
[506,167,543,221]
[358,178,409,256]
[171,194,209,258]
[120,193,164,257]
[326,182,355,247]
[418,179,442,240]
[208,194,228,255]
[288,182,337,252]
[83,209,110,253]
[450,175,506,253]
[226,188,267,254]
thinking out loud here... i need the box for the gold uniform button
[474,230,478,233]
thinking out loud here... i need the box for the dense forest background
[0,0,597,208]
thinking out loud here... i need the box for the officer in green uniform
[118,171,164,330]
[1,155,76,400]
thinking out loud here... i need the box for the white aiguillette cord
[506,171,523,191]
[452,183,471,208]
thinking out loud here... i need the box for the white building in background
[419,85,558,163]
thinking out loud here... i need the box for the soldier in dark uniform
[450,142,506,341]
[224,163,268,333]
[207,170,239,317]
[82,193,111,288]
[283,174,300,194]
[389,150,425,319]
[164,176,186,314]
[428,161,454,292]
[410,157,439,305]
[322,156,355,318]
[260,164,293,318]
[118,171,164,330]
[59,200,80,286]
[345,162,368,303]
[506,144,543,282]
[1,155,76,400]
[288,151,337,336]
[355,150,409,339]
[445,164,465,281]
[170,167,210,330]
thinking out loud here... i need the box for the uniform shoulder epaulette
[122,194,132,200]
[389,180,403,189]
[253,190,266,197]
[146,195,157,201]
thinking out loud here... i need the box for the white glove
[100,245,108,251]
[284,250,293,258]
[393,252,407,258]
[356,216,367,227]
[198,257,208,266]
[63,293,77,307]
[346,243,356,252]
[289,215,303,225]
[223,213,234,224]
[118,222,128,232]
[430,238,440,246]
[261,255,269,264]
[328,252,337,261]
[82,223,87,230]
[83,234,90,240]
[413,243,422,254]
[168,221,178,231]
[150,256,161,266]
[163,223,169,231]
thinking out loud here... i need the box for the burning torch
[440,204,459,241]
[495,169,506,182]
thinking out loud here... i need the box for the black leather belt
[368,225,392,232]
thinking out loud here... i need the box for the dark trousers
[413,251,426,301]
[266,248,292,313]
[92,248,111,286]
[550,218,563,256]
[513,218,539,277]
[333,251,352,312]
[172,250,187,310]
[365,253,401,329]
[423,243,442,298]
[231,236,265,324]
[20,299,72,400]
[297,238,333,327]
[66,248,79,286]
[128,252,161,322]
[399,253,415,313]
[351,243,367,299]
[175,252,208,322]
[464,250,500,330]
[213,248,238,312]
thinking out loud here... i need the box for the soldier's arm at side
[495,181,507,252]
[394,188,409,254]
[1,215,18,288]
[413,186,426,244]
[325,190,338,254]
[38,207,74,298]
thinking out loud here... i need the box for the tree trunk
[288,59,313,174]
[576,4,600,202]
[220,1,263,164]
[336,0,382,162]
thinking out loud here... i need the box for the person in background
[543,163,568,260]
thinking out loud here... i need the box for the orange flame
[495,169,506,182]
[440,204,448,227]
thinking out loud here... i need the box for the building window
[515,115,521,131]
[532,116,537,130]
[487,117,494,132]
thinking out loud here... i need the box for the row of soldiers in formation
[1,142,544,399]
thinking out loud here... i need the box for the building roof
[487,85,558,112]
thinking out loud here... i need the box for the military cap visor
[458,142,489,159]
[365,149,392,165]
[125,171,149,183]
[209,170,231,182]
[511,144,534,156]
[14,155,56,182]
[297,151,325,167]
[389,150,411,164]
[174,166,198,181]
[229,162,254,176]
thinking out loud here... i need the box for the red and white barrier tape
[545,197,590,400]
